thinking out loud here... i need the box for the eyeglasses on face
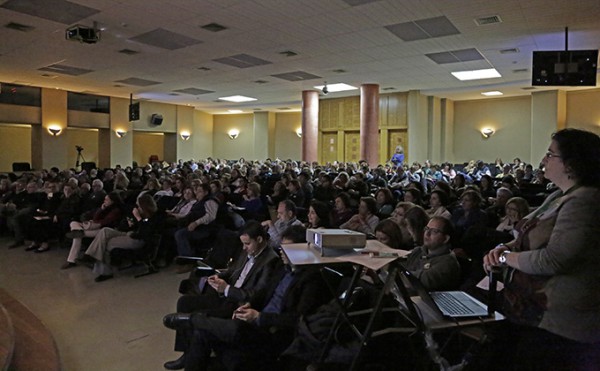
[424,226,444,235]
[544,151,561,159]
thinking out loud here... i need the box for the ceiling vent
[474,15,502,26]
[521,86,537,90]
[254,80,269,84]
[5,22,34,32]
[513,68,528,73]
[382,87,396,91]
[332,69,347,73]
[197,66,211,71]
[499,48,519,54]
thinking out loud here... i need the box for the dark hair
[196,183,210,194]
[461,189,483,206]
[360,197,378,215]
[375,188,394,205]
[309,200,331,228]
[405,205,429,246]
[107,191,123,205]
[374,219,403,250]
[404,188,422,205]
[280,199,297,216]
[429,216,455,237]
[240,220,270,241]
[281,225,307,243]
[552,128,600,186]
[335,192,352,209]
[137,193,158,217]
[434,181,452,195]
[430,189,449,207]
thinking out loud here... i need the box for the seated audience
[162,227,329,371]
[83,193,162,282]
[426,189,452,219]
[374,219,404,250]
[61,191,124,269]
[451,189,488,242]
[495,196,529,238]
[164,221,281,370]
[261,200,303,248]
[305,200,331,229]
[374,188,395,219]
[330,192,354,228]
[340,196,379,235]
[405,216,461,291]
[404,205,429,247]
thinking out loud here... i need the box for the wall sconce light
[228,129,239,140]
[115,129,127,138]
[48,125,62,136]
[180,131,191,141]
[481,128,495,138]
[295,128,302,138]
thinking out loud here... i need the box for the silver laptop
[400,268,490,318]
[429,291,489,318]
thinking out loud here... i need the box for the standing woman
[84,193,162,282]
[484,129,600,370]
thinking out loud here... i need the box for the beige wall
[133,132,164,166]
[0,103,40,125]
[0,125,32,172]
[192,111,213,161]
[68,110,110,129]
[274,112,302,160]
[66,128,99,169]
[212,114,254,160]
[134,101,177,133]
[454,96,532,164]
[109,97,132,168]
[39,88,69,170]
[567,88,600,135]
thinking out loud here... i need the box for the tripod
[76,148,86,171]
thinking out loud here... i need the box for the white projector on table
[307,229,366,257]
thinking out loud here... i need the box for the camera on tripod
[76,145,84,152]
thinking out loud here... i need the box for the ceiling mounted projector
[66,24,100,44]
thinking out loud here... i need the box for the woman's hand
[483,245,509,272]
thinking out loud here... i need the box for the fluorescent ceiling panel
[313,83,358,92]
[218,95,257,102]
[451,68,501,81]
[481,91,503,96]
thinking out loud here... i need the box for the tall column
[360,84,379,167]
[301,90,319,163]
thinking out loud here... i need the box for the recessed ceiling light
[228,109,243,113]
[481,91,503,96]
[451,68,501,81]
[313,83,358,92]
[218,95,257,102]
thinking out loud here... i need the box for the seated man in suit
[164,220,281,370]
[163,225,329,371]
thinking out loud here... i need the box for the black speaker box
[129,102,140,121]
[151,114,163,125]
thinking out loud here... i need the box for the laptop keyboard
[431,292,475,315]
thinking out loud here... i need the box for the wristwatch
[499,250,511,265]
